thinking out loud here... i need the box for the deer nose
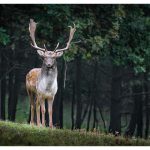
[47,64,52,67]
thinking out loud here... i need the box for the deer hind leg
[36,95,41,127]
[27,89,35,125]
[48,98,54,128]
[41,100,45,127]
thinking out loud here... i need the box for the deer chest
[36,76,58,98]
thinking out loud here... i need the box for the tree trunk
[86,60,98,131]
[92,99,97,129]
[109,66,122,135]
[87,97,92,131]
[144,72,149,139]
[59,59,65,128]
[80,90,90,125]
[71,81,75,130]
[136,90,143,138]
[0,81,1,120]
[8,66,20,121]
[75,54,82,129]
[0,51,6,120]
[10,68,20,121]
[97,104,107,132]
[8,65,14,120]
[124,84,143,137]
[92,61,98,129]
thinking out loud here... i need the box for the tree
[125,82,143,138]
[109,66,122,134]
[0,26,10,120]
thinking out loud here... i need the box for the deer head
[29,19,76,68]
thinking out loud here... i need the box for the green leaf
[0,27,10,45]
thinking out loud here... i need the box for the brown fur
[26,68,41,93]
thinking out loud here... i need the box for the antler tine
[29,19,46,52]
[54,42,60,52]
[44,44,48,51]
[55,23,76,53]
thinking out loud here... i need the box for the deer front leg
[36,97,41,127]
[41,100,45,127]
[48,98,54,128]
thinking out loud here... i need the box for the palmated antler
[29,19,76,54]
[29,19,46,52]
[54,23,76,53]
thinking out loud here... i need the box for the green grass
[0,121,150,146]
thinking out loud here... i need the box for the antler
[29,19,46,52]
[54,23,76,53]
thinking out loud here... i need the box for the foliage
[110,5,150,73]
[1,5,149,74]
[0,121,150,146]
[0,27,10,45]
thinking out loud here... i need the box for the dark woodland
[0,4,150,140]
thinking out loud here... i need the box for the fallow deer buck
[26,19,76,128]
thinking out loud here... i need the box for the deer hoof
[30,122,35,126]
[37,123,42,127]
[42,123,45,127]
[49,125,55,129]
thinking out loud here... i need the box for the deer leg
[36,96,41,127]
[41,100,45,127]
[27,89,35,125]
[48,98,54,128]
[30,103,35,125]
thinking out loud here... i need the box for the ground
[0,121,150,146]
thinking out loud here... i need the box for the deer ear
[55,52,63,58]
[37,50,45,57]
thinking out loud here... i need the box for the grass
[0,121,150,146]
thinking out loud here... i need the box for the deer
[26,19,76,128]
